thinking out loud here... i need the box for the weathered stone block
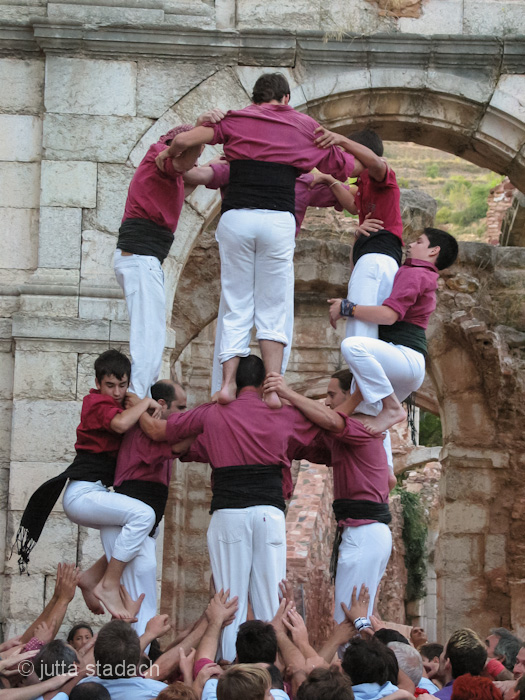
[89,164,134,234]
[0,163,40,208]
[237,0,320,30]
[319,0,391,33]
[11,315,110,342]
[0,348,13,401]
[8,462,70,511]
[47,2,163,24]
[11,399,80,462]
[485,534,507,572]
[77,353,104,399]
[442,467,496,504]
[0,115,42,162]
[435,533,483,576]
[41,161,97,208]
[136,60,217,119]
[14,349,77,400]
[0,400,11,463]
[300,65,370,108]
[39,207,82,269]
[3,572,45,624]
[78,525,105,568]
[398,0,463,33]
[45,57,137,117]
[464,1,525,34]
[477,107,525,155]
[80,229,122,292]
[442,501,488,533]
[0,208,38,270]
[43,114,153,163]
[79,297,128,323]
[0,59,44,114]
[489,75,525,125]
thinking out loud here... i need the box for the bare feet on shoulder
[217,382,237,405]
[93,581,135,620]
[264,390,282,409]
[361,405,406,435]
[78,571,105,615]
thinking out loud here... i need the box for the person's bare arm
[263,374,345,433]
[195,590,238,663]
[110,397,161,434]
[143,615,208,680]
[156,126,215,172]
[308,172,357,214]
[1,673,78,700]
[183,165,215,187]
[139,413,168,442]
[327,298,399,330]
[317,618,356,663]
[139,614,171,654]
[314,127,387,182]
[271,599,307,672]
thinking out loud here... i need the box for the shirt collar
[404,257,438,273]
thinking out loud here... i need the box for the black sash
[330,499,392,581]
[222,160,298,216]
[379,321,427,357]
[210,464,285,513]
[117,218,174,263]
[114,480,169,535]
[352,229,403,266]
[15,451,116,573]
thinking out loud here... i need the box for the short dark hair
[268,664,284,690]
[331,369,352,393]
[67,622,94,644]
[34,640,78,680]
[236,620,278,664]
[342,636,391,686]
[94,349,131,382]
[420,642,444,661]
[374,628,410,646]
[348,129,384,157]
[446,629,487,679]
[491,628,523,671]
[94,620,140,678]
[296,667,354,700]
[424,227,459,270]
[151,380,177,406]
[252,73,290,104]
[70,683,111,700]
[236,355,266,391]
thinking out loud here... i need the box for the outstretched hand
[327,298,343,329]
[341,584,370,623]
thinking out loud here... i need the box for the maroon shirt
[74,389,123,456]
[382,258,439,329]
[354,167,403,242]
[165,390,320,500]
[205,103,355,181]
[114,424,174,488]
[122,141,185,233]
[207,162,348,236]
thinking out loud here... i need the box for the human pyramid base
[12,72,522,700]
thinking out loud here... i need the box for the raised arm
[139,413,168,442]
[156,126,215,172]
[308,171,357,214]
[110,397,161,434]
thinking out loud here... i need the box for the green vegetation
[435,174,503,228]
[418,411,442,447]
[425,163,440,179]
[395,488,429,602]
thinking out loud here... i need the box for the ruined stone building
[1,0,524,643]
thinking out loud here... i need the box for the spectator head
[157,681,199,700]
[388,642,424,687]
[512,674,525,700]
[420,643,443,681]
[236,355,266,392]
[411,627,428,649]
[514,645,525,680]
[451,673,503,700]
[235,620,278,664]
[252,73,290,105]
[217,664,271,700]
[268,664,284,690]
[34,640,78,681]
[94,620,140,678]
[151,380,187,416]
[374,629,410,646]
[296,667,354,700]
[348,130,384,157]
[342,636,391,686]
[69,683,111,700]
[326,369,353,410]
[486,629,523,672]
[67,623,94,651]
[442,629,487,682]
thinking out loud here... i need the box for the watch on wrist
[340,299,357,317]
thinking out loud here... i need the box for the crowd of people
[5,69,489,699]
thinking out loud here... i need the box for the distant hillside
[383,142,503,242]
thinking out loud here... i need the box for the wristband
[354,616,372,631]
[340,299,357,317]
[329,180,340,188]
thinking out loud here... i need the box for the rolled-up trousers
[214,208,296,366]
[207,506,286,662]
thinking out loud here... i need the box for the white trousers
[207,506,286,662]
[114,250,166,398]
[100,525,158,638]
[341,336,426,415]
[334,522,392,623]
[345,253,399,339]
[215,209,296,364]
[62,480,156,562]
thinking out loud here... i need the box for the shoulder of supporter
[333,413,380,445]
[368,164,398,189]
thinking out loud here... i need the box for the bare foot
[217,382,236,405]
[93,581,135,620]
[211,391,219,403]
[362,405,406,435]
[264,390,282,409]
[78,572,105,615]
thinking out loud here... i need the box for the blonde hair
[157,682,198,700]
[217,664,271,700]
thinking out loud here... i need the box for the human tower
[17,72,458,662]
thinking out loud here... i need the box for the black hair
[67,622,94,643]
[147,638,163,663]
[70,683,111,700]
[236,620,278,664]
[446,628,487,679]
[94,620,140,678]
[94,349,131,383]
[424,227,459,270]
[252,73,290,105]
[331,369,353,393]
[151,380,177,407]
[342,636,391,686]
[268,664,284,690]
[419,642,444,661]
[348,129,384,157]
[374,628,410,645]
[34,640,78,681]
[296,667,354,700]
[236,355,266,390]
